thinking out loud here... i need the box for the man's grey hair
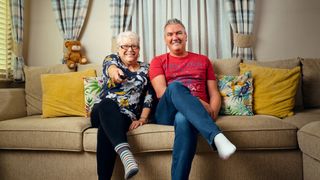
[116,31,140,46]
[164,18,186,32]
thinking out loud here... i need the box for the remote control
[119,74,127,80]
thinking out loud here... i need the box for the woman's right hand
[108,65,126,84]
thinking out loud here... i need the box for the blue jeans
[154,82,221,180]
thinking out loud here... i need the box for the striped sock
[115,143,139,179]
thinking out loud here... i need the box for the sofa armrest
[0,88,27,121]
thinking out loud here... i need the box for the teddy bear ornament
[64,40,88,69]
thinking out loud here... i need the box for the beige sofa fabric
[0,88,27,121]
[24,65,73,116]
[0,150,98,180]
[217,115,298,149]
[84,124,175,153]
[300,58,320,108]
[83,115,298,154]
[212,58,241,75]
[78,64,102,76]
[283,108,320,129]
[298,121,320,161]
[243,58,300,68]
[302,154,320,180]
[0,116,90,151]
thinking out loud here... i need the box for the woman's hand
[129,119,146,131]
[108,65,126,84]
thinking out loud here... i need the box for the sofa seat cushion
[0,116,91,151]
[282,109,320,129]
[83,124,175,153]
[83,115,298,153]
[216,115,298,150]
[298,121,320,161]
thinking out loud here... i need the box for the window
[0,0,12,80]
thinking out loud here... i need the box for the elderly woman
[90,31,153,180]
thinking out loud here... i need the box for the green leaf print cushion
[84,76,104,117]
[218,71,254,116]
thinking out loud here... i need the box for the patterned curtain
[110,0,135,52]
[10,0,24,81]
[225,0,255,60]
[51,0,89,63]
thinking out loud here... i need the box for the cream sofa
[1,58,320,180]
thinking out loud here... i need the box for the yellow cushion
[41,69,96,118]
[240,63,301,118]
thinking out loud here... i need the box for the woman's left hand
[129,119,145,130]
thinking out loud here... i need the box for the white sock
[214,133,236,160]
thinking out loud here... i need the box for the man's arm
[151,75,167,99]
[207,80,221,120]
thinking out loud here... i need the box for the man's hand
[108,65,126,84]
[198,98,217,120]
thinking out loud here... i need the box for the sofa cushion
[83,124,175,153]
[282,109,320,129]
[300,58,320,108]
[24,65,74,116]
[41,69,96,118]
[218,71,253,116]
[78,63,103,76]
[0,88,27,121]
[0,116,91,151]
[298,121,320,161]
[242,58,303,109]
[212,58,241,75]
[83,115,298,153]
[240,63,301,118]
[216,115,298,150]
[84,76,104,117]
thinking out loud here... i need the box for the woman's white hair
[116,31,140,47]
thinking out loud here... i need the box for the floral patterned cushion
[84,76,104,117]
[218,71,254,116]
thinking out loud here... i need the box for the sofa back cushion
[212,58,241,75]
[240,63,301,118]
[242,58,303,109]
[24,65,74,116]
[300,58,320,108]
[78,63,102,76]
[41,69,97,118]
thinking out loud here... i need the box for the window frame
[0,0,13,81]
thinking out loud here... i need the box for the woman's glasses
[120,45,140,50]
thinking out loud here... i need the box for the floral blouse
[96,54,153,120]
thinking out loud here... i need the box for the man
[149,18,236,180]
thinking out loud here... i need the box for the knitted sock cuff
[114,142,130,153]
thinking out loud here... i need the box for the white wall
[27,0,63,66]
[25,0,320,66]
[26,0,112,66]
[254,0,320,60]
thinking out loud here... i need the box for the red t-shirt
[149,52,216,103]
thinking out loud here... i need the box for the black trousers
[91,98,132,180]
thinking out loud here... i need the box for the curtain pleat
[225,0,255,60]
[51,0,89,63]
[130,0,231,63]
[10,0,24,81]
[110,0,135,52]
